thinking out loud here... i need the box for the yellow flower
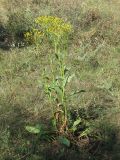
[35,16,72,38]
[24,16,72,46]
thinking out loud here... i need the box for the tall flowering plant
[25,16,73,133]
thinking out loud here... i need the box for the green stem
[49,55,55,82]
[61,57,67,121]
[49,93,54,118]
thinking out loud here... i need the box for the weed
[25,16,73,134]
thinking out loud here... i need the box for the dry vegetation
[0,0,120,160]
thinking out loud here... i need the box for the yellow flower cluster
[24,31,33,42]
[24,29,44,44]
[35,16,72,38]
[24,16,72,45]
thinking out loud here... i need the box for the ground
[0,0,120,159]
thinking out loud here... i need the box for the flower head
[35,16,72,38]
[24,16,72,46]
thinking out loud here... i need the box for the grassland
[0,0,120,160]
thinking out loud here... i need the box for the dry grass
[0,0,120,160]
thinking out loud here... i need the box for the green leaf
[25,126,40,134]
[51,118,57,129]
[58,136,70,147]
[54,86,63,97]
[73,118,81,127]
[63,76,69,87]
[80,128,92,138]
[70,126,77,132]
[70,118,81,132]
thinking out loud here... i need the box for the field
[0,0,120,160]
